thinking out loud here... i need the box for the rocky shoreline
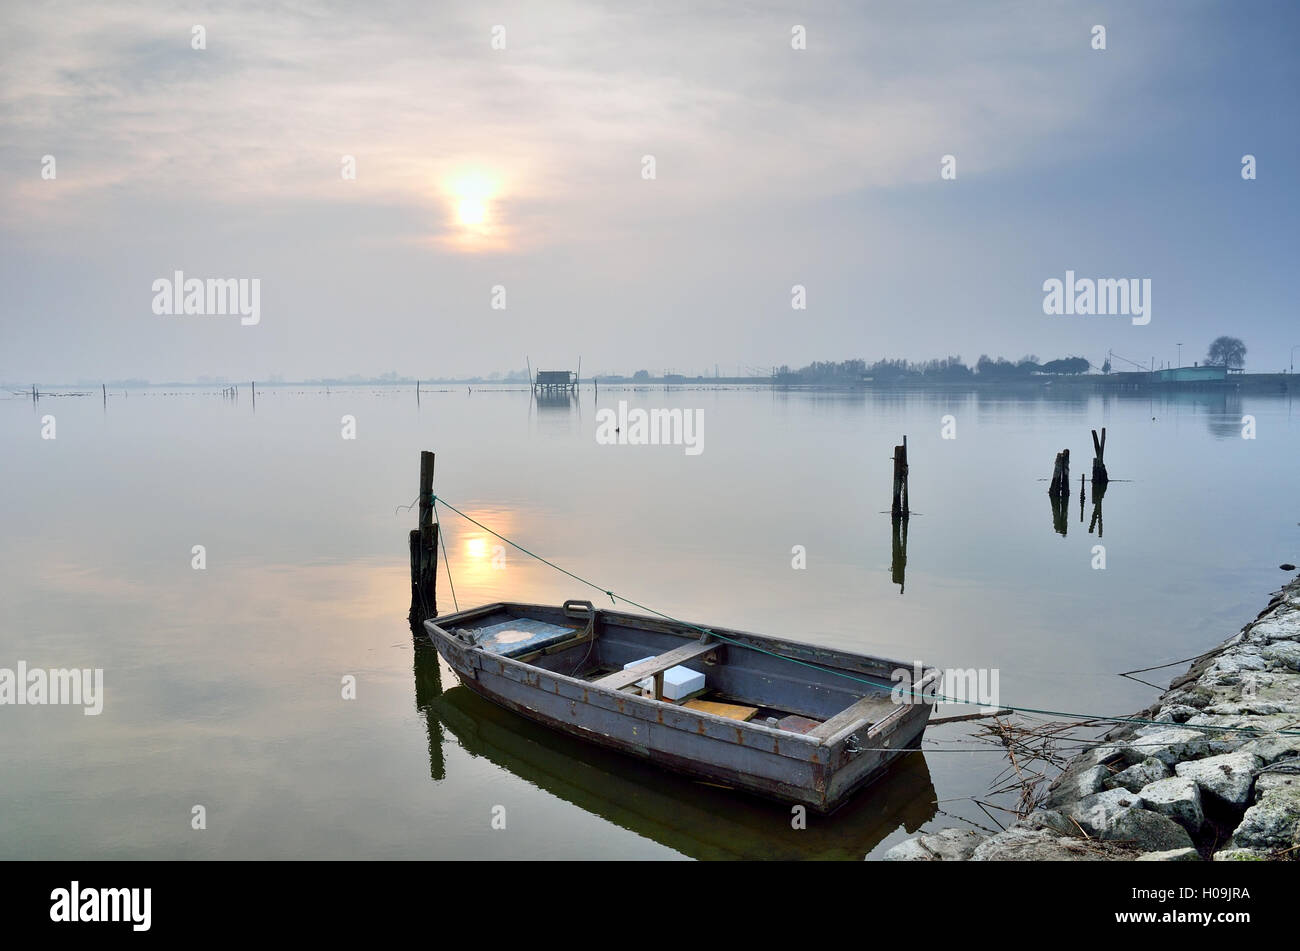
[885,573,1300,861]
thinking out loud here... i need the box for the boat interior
[438,600,906,739]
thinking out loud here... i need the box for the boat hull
[426,607,934,813]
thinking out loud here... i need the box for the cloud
[2,1,1182,251]
[3,1,1294,380]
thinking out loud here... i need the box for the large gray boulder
[1126,728,1210,766]
[1174,751,1263,807]
[970,827,1135,861]
[1154,704,1199,724]
[882,828,985,861]
[1207,648,1266,676]
[1105,757,1171,793]
[1069,788,1144,835]
[1261,641,1300,671]
[1212,848,1270,861]
[1102,808,1195,853]
[1138,776,1205,833]
[1041,762,1110,810]
[1136,847,1200,861]
[1231,772,1300,852]
[1248,611,1300,644]
[1239,736,1300,764]
[1013,810,1078,836]
[1066,788,1194,852]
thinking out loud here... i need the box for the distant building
[1156,366,1228,383]
[534,369,577,394]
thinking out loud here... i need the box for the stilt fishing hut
[533,369,578,395]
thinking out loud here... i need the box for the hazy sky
[3,1,1298,382]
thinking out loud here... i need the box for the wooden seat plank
[592,641,719,692]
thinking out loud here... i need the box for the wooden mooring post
[1091,428,1109,488]
[1048,448,1070,498]
[891,436,910,520]
[409,450,438,626]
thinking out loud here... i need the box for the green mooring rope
[429,493,1300,739]
[435,506,459,613]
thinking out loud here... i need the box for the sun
[436,167,511,251]
[457,198,487,226]
[448,171,496,229]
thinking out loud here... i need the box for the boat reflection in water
[412,641,937,860]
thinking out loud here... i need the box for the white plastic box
[623,657,705,700]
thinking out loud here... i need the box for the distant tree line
[773,354,1091,384]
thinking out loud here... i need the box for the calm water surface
[2,384,1296,858]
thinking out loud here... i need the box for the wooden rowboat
[425,599,938,813]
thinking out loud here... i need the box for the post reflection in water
[890,515,908,594]
[1089,481,1107,537]
[1050,493,1069,537]
[410,641,937,860]
[413,639,446,782]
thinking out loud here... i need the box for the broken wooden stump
[409,450,438,627]
[1091,428,1109,488]
[891,436,910,520]
[1048,448,1070,498]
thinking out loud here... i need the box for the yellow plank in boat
[682,699,758,721]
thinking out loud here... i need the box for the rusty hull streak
[810,761,827,794]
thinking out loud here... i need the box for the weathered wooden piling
[891,436,910,520]
[1091,428,1109,488]
[409,450,438,626]
[1048,448,1070,498]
